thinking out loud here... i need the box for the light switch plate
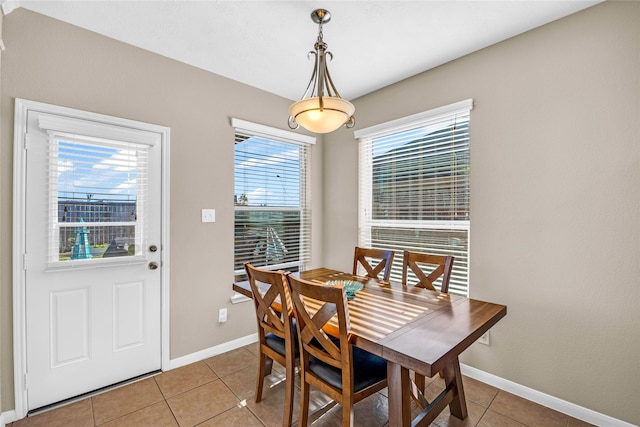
[201,209,215,223]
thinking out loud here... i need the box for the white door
[21,102,164,411]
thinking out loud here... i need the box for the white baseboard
[460,364,636,427]
[0,409,17,427]
[168,333,258,370]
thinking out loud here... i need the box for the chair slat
[402,250,454,293]
[353,247,395,281]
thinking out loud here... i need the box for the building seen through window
[358,101,472,295]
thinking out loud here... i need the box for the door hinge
[23,133,29,150]
[23,253,27,270]
[24,373,29,390]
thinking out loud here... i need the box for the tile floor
[9,344,594,427]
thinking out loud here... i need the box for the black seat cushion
[308,344,387,392]
[264,319,299,358]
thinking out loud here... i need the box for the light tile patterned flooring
[9,343,594,427]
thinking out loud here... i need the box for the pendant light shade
[289,96,355,134]
[288,9,355,134]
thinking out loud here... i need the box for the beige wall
[323,1,639,425]
[0,8,323,411]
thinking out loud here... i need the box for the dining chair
[401,250,454,397]
[352,246,395,281]
[244,263,299,427]
[286,274,388,427]
[401,250,454,292]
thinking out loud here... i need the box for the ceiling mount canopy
[288,9,355,134]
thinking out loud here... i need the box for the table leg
[441,356,467,419]
[387,361,412,427]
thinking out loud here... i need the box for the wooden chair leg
[298,378,311,427]
[255,352,274,402]
[265,355,274,375]
[283,360,295,427]
[255,352,267,402]
[341,398,354,427]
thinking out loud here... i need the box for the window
[38,113,155,267]
[232,119,315,279]
[355,100,473,295]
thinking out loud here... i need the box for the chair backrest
[244,263,296,345]
[286,274,352,386]
[352,247,395,281]
[401,251,454,292]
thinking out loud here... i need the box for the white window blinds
[40,115,153,267]
[356,99,472,295]
[232,119,314,279]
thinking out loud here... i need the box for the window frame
[231,118,315,278]
[355,99,473,295]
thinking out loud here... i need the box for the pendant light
[288,9,355,134]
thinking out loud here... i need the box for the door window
[49,134,149,263]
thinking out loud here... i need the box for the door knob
[148,262,159,270]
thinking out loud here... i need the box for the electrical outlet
[218,308,228,323]
[478,331,490,345]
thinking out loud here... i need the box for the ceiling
[7,1,601,101]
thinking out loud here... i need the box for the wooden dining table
[233,267,507,427]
